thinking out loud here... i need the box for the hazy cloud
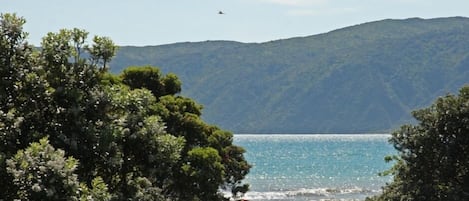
[257,0,359,17]
[286,9,316,16]
[286,7,359,16]
[259,0,327,6]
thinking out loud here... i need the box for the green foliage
[111,17,469,133]
[117,65,251,200]
[181,147,225,200]
[79,177,112,201]
[87,35,118,71]
[6,137,81,200]
[162,73,182,95]
[368,85,469,201]
[121,66,181,98]
[0,13,250,201]
[0,13,47,199]
[100,72,122,86]
[6,137,112,201]
[125,177,167,201]
[208,130,250,196]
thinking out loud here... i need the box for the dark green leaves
[121,66,181,98]
[88,36,118,71]
[370,85,469,201]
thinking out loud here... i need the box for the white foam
[224,187,378,200]
[234,134,391,142]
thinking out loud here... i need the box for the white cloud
[286,7,359,16]
[259,0,327,6]
[255,0,360,17]
[286,9,317,16]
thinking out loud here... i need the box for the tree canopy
[0,13,250,201]
[368,85,469,201]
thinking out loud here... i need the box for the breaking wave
[225,187,379,201]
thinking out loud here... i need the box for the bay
[232,134,396,201]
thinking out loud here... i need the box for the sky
[3,0,469,46]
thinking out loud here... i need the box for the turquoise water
[232,134,396,201]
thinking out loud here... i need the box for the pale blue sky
[3,0,469,46]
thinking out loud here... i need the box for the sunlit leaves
[87,36,118,71]
[79,177,111,201]
[6,137,81,200]
[0,13,27,45]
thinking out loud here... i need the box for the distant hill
[110,17,469,133]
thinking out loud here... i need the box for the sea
[229,134,396,201]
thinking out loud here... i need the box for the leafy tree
[125,177,167,201]
[208,130,251,197]
[0,13,250,201]
[181,147,225,201]
[0,13,178,200]
[87,35,118,71]
[120,67,251,200]
[0,13,47,199]
[368,85,469,201]
[79,177,112,201]
[161,73,182,95]
[120,66,181,98]
[6,137,82,200]
[6,137,111,201]
[38,28,111,182]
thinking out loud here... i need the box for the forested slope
[111,17,469,133]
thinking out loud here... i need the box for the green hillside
[110,17,469,133]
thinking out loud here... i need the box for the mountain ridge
[110,17,469,133]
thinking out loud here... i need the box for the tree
[120,66,181,98]
[87,35,118,71]
[0,13,250,201]
[368,85,469,201]
[181,147,225,200]
[6,137,82,200]
[0,13,46,199]
[209,130,251,198]
[0,13,179,200]
[123,68,251,200]
[6,137,111,201]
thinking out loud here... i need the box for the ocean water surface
[232,134,395,201]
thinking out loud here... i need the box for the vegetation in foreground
[0,13,250,201]
[367,85,469,201]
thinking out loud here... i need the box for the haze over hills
[110,17,469,133]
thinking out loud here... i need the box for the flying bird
[218,11,225,14]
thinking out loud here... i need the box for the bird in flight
[218,11,225,14]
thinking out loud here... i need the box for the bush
[369,85,469,201]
